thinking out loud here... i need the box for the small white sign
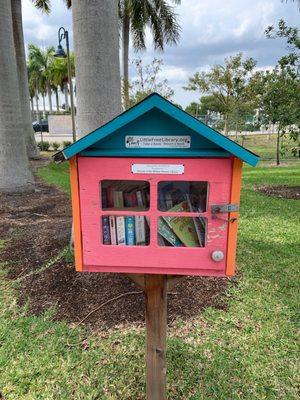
[125,135,191,148]
[132,164,185,175]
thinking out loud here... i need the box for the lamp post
[54,27,76,143]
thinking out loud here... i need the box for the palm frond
[31,0,51,14]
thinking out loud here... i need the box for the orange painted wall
[69,156,83,272]
[226,157,243,276]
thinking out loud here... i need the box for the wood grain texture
[145,274,167,400]
[69,156,83,272]
[226,157,243,276]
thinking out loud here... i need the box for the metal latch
[211,204,239,222]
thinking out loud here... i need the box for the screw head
[211,250,224,262]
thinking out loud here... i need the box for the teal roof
[55,93,259,166]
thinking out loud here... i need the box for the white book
[135,216,146,245]
[109,216,117,245]
[116,216,126,245]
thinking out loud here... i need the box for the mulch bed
[257,185,300,200]
[0,158,229,330]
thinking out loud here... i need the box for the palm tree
[51,54,75,112]
[0,0,34,192]
[11,0,40,159]
[119,0,181,109]
[28,44,55,112]
[72,0,122,137]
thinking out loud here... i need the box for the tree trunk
[64,82,69,111]
[276,131,280,166]
[30,97,34,117]
[0,0,34,192]
[42,93,46,115]
[224,113,229,136]
[47,81,53,112]
[11,0,39,159]
[35,93,39,120]
[55,88,60,111]
[72,0,122,137]
[122,13,130,110]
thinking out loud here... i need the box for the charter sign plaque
[125,135,191,149]
[131,164,185,175]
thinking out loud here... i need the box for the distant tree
[184,53,256,135]
[51,54,75,112]
[129,58,174,106]
[265,19,299,74]
[28,45,55,112]
[185,102,200,117]
[249,68,300,165]
[259,19,300,164]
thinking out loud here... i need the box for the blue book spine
[102,216,111,245]
[125,216,135,246]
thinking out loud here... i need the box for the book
[124,190,138,207]
[106,187,115,208]
[101,187,108,209]
[135,216,146,246]
[186,194,204,247]
[136,190,145,207]
[163,201,200,247]
[125,216,136,245]
[114,190,124,208]
[116,216,126,245]
[158,218,183,247]
[102,216,111,245]
[109,216,117,245]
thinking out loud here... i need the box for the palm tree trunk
[47,82,53,112]
[42,93,46,115]
[0,0,34,192]
[64,82,69,111]
[55,88,59,111]
[11,0,39,159]
[122,13,130,109]
[72,0,122,137]
[30,97,34,115]
[35,93,39,120]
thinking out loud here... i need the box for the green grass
[1,161,299,399]
[37,162,70,194]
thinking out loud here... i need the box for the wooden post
[145,274,167,400]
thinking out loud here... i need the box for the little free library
[54,93,259,399]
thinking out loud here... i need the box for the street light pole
[54,27,76,143]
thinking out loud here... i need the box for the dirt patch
[0,158,229,330]
[257,185,300,200]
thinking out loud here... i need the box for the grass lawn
[0,160,299,399]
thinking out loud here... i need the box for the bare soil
[257,185,300,200]
[0,158,229,329]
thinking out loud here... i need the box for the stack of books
[158,200,206,248]
[158,181,207,212]
[102,215,150,246]
[102,181,150,210]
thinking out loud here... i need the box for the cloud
[22,0,299,106]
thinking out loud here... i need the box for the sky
[22,0,299,107]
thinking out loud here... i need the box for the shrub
[37,141,50,151]
[62,141,72,148]
[52,142,60,151]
